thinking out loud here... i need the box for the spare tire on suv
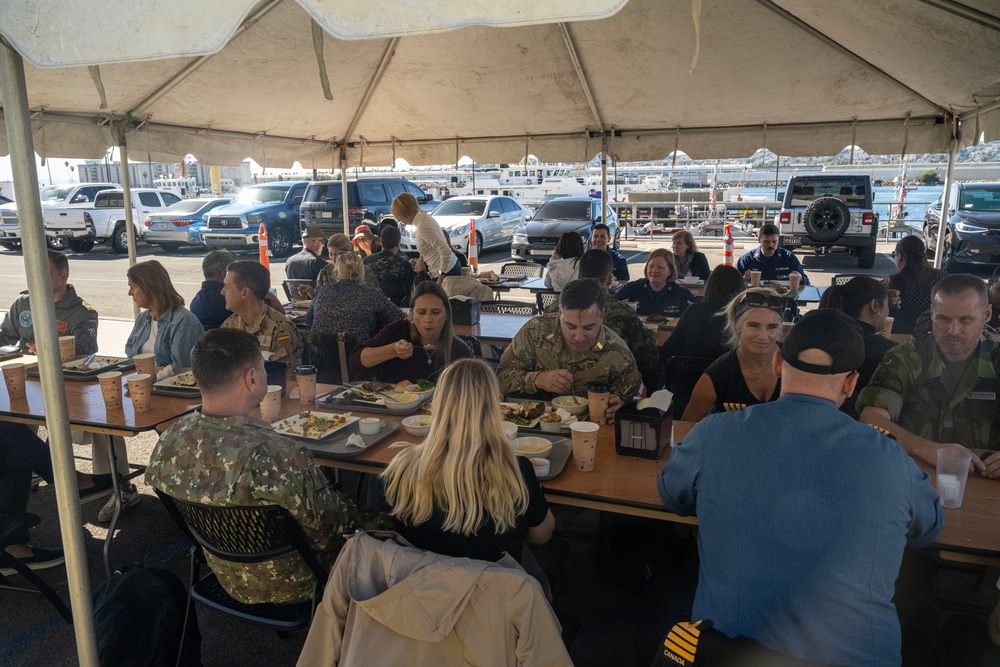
[802,197,852,243]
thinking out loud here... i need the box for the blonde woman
[682,288,785,422]
[305,252,403,339]
[381,358,555,564]
[391,192,461,278]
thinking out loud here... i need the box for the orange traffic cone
[258,224,270,269]
[723,224,733,266]
[468,217,478,271]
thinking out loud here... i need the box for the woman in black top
[824,277,897,418]
[682,289,784,422]
[380,359,554,564]
[887,235,947,335]
[672,230,711,281]
[661,265,745,362]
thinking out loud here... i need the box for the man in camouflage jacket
[858,274,1000,478]
[221,260,303,379]
[147,328,355,605]
[545,250,661,391]
[499,279,641,422]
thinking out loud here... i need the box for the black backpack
[93,565,201,667]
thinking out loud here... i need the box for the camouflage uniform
[0,284,99,355]
[316,262,378,289]
[146,411,356,604]
[498,313,641,400]
[856,335,1000,450]
[222,301,303,378]
[545,295,661,391]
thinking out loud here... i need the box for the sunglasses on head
[734,292,786,313]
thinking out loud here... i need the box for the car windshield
[433,199,486,217]
[534,200,591,221]
[233,186,288,205]
[160,199,218,214]
[958,187,1000,212]
[39,186,74,203]
[787,178,869,208]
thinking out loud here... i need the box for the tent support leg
[932,139,957,270]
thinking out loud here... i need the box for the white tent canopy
[2,0,999,168]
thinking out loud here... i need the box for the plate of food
[288,300,312,309]
[760,281,791,295]
[387,378,435,399]
[151,370,201,396]
[29,355,136,379]
[320,385,424,415]
[501,400,548,428]
[272,411,359,440]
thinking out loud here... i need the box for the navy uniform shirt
[736,247,809,284]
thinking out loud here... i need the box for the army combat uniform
[0,284,99,355]
[222,301,303,377]
[545,294,662,391]
[146,411,356,604]
[498,313,642,400]
[856,336,1000,451]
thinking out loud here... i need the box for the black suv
[299,178,434,236]
[923,182,1000,270]
[776,175,879,268]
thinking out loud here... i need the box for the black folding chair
[500,262,543,279]
[663,356,714,419]
[0,512,72,624]
[282,279,314,301]
[154,490,331,636]
[535,290,560,313]
[831,273,873,286]
[300,331,361,385]
[481,301,537,316]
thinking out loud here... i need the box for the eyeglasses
[890,251,898,258]
[734,292,786,313]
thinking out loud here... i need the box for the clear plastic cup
[936,448,973,508]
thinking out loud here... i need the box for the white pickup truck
[0,182,119,251]
[47,188,182,253]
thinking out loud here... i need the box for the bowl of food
[501,421,519,441]
[530,457,551,477]
[359,417,382,435]
[538,412,563,433]
[393,379,435,399]
[551,395,588,416]
[402,414,432,437]
[384,391,421,413]
[509,436,553,458]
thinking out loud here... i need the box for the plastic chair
[535,290,560,313]
[481,301,537,316]
[0,512,72,624]
[154,490,330,635]
[300,331,361,385]
[282,279,314,301]
[500,262,543,279]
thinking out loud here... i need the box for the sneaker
[97,484,140,523]
[0,545,65,576]
[30,474,43,491]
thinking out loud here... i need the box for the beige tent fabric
[1,0,998,165]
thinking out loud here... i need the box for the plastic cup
[259,384,283,422]
[2,362,26,399]
[295,365,318,405]
[587,381,611,425]
[133,353,157,376]
[570,421,600,472]
[936,448,973,508]
[749,270,761,287]
[882,317,895,335]
[788,272,801,292]
[58,336,76,362]
[126,373,153,412]
[97,371,123,410]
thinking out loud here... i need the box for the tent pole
[932,138,957,270]
[0,38,101,666]
[600,136,608,225]
[117,128,140,315]
[340,145,350,236]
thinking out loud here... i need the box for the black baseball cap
[779,309,864,375]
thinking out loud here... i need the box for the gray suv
[299,178,434,237]
[776,175,878,268]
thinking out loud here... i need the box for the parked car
[299,178,435,237]
[510,197,618,262]
[144,198,231,251]
[201,181,308,257]
[776,174,879,268]
[66,188,182,253]
[923,182,1000,270]
[0,182,119,252]
[400,195,531,256]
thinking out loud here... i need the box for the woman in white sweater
[391,193,460,278]
[543,232,585,291]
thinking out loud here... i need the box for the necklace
[423,344,437,366]
[737,348,771,386]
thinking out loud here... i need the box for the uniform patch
[18,310,31,328]
[872,367,888,385]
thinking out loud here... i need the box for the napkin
[345,433,366,448]
[554,408,577,425]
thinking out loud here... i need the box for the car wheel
[0,241,21,251]
[857,244,875,269]
[802,198,851,243]
[46,236,67,251]
[110,223,130,254]
[474,231,484,257]
[268,225,294,258]
[158,242,182,252]
[68,239,95,253]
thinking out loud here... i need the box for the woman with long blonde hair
[381,358,555,563]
